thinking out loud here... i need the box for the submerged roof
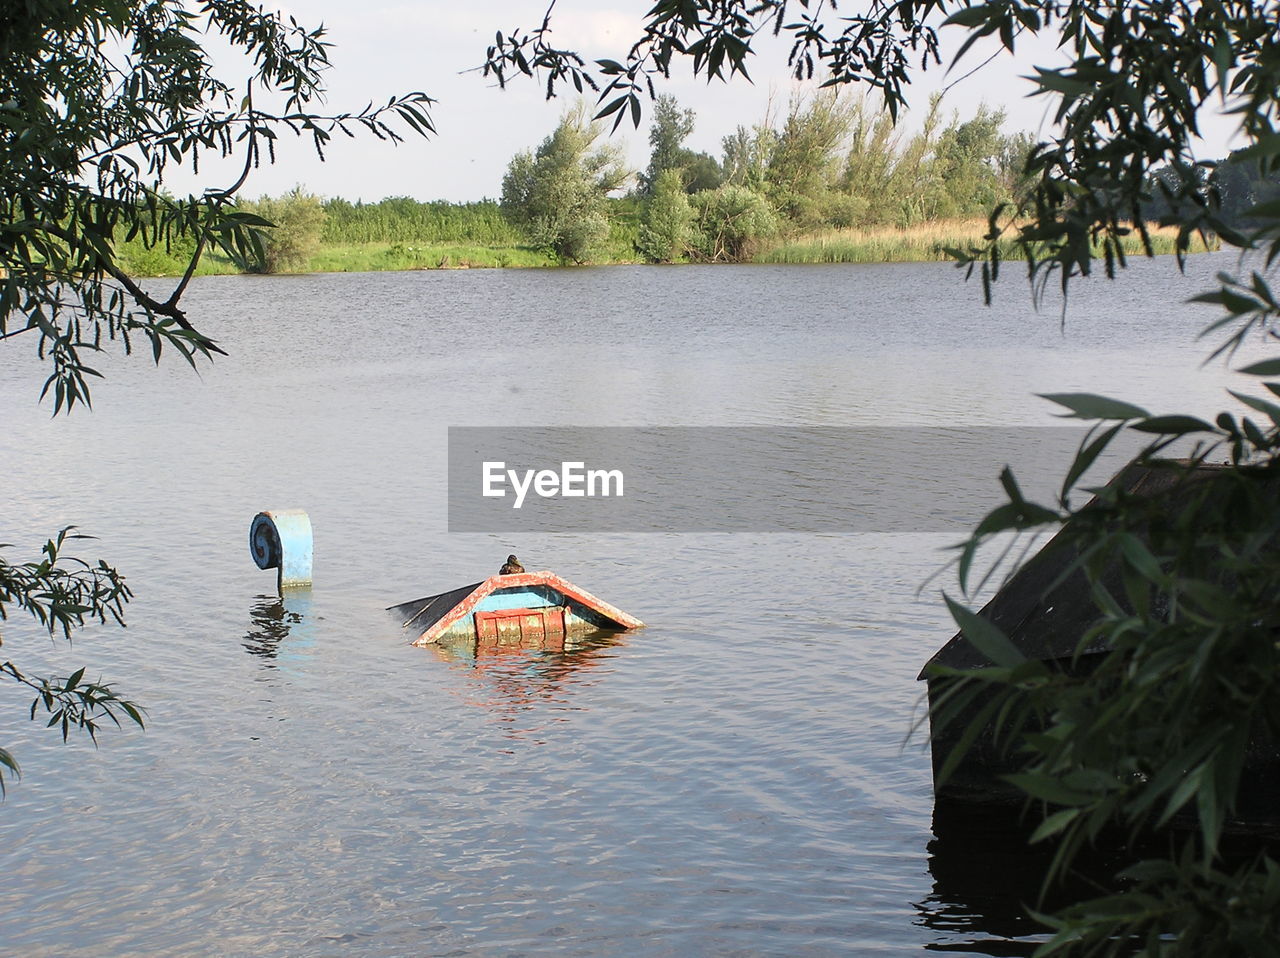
[919,460,1275,678]
[389,570,644,647]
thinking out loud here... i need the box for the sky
[161,1,1243,205]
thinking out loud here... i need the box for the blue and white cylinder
[250,509,313,590]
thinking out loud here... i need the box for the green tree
[838,100,904,225]
[481,0,1280,951]
[836,94,1029,227]
[689,184,778,262]
[500,104,630,263]
[0,0,431,788]
[766,91,854,227]
[0,530,140,791]
[239,188,329,273]
[637,169,696,262]
[716,90,1027,232]
[721,123,776,194]
[878,95,946,226]
[639,94,723,196]
[995,129,1037,202]
[680,152,725,194]
[1200,151,1280,230]
[923,104,1013,219]
[640,94,695,195]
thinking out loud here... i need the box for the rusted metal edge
[411,571,643,647]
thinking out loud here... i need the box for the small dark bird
[499,554,524,575]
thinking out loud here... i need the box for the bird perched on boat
[499,554,524,575]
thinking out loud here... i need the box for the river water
[0,255,1259,955]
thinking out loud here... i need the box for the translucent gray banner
[447,426,1143,533]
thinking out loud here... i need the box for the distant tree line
[321,196,522,246]
[1142,150,1280,230]
[501,92,1035,264]
[166,192,525,274]
[147,99,1279,275]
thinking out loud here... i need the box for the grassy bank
[116,235,241,277]
[118,239,650,277]
[118,216,1219,278]
[756,219,1220,264]
[308,242,554,272]
[117,239,563,276]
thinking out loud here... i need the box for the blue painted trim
[475,585,564,612]
[250,510,313,590]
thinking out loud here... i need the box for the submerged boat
[389,570,643,652]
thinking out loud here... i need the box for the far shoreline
[123,218,1220,279]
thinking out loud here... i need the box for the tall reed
[756,218,1219,264]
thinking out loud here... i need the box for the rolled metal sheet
[250,509,313,589]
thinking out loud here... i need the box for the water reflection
[919,796,1280,955]
[915,801,1054,955]
[243,592,317,667]
[430,630,626,737]
[917,799,1164,955]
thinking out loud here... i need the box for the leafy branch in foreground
[0,528,143,794]
[943,0,1280,306]
[930,353,1280,954]
[0,662,146,796]
[0,528,131,639]
[483,0,944,130]
[1,0,434,413]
